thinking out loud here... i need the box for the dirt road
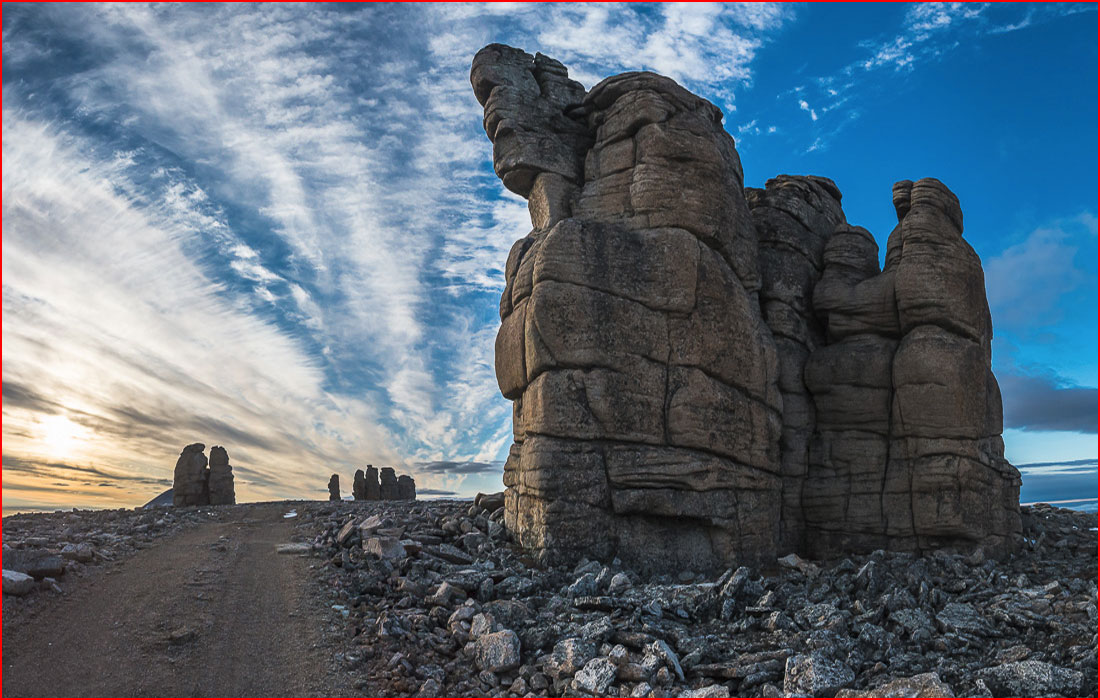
[2,503,349,697]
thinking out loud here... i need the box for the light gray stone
[979,660,1082,698]
[783,652,855,698]
[3,569,35,596]
[472,629,522,673]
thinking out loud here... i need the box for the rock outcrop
[397,475,416,501]
[172,443,235,507]
[172,443,209,507]
[474,43,782,573]
[802,178,1020,556]
[328,474,341,502]
[343,466,415,501]
[472,44,1020,571]
[365,466,381,501]
[207,446,235,505]
[353,469,367,501]
[745,176,847,554]
[379,468,399,501]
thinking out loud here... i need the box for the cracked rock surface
[472,43,1021,570]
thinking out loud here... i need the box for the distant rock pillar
[397,474,416,501]
[365,465,381,500]
[172,443,208,507]
[328,474,341,501]
[207,446,236,505]
[379,467,398,500]
[352,469,367,500]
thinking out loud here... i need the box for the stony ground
[3,502,352,697]
[298,499,1098,699]
[3,499,1097,698]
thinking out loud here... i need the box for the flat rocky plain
[3,499,1097,698]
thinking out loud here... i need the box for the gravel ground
[297,498,1097,698]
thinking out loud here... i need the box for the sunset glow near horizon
[3,3,1096,514]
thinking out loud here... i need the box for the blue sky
[2,2,1096,511]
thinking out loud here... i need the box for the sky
[2,2,1096,513]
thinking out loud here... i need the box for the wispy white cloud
[531,2,793,108]
[2,110,418,506]
[784,2,1091,154]
[798,99,818,121]
[3,3,801,508]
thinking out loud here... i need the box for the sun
[39,415,87,458]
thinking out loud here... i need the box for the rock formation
[172,443,235,507]
[353,469,367,501]
[472,44,1020,571]
[744,176,847,554]
[328,474,341,502]
[397,475,416,501]
[365,466,381,500]
[207,446,235,505]
[379,467,399,501]
[343,465,415,501]
[802,179,1020,555]
[172,443,209,507]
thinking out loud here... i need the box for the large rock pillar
[473,44,782,572]
[172,443,208,507]
[207,446,235,505]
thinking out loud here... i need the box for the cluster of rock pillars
[172,444,417,506]
[329,467,417,502]
[472,44,1022,573]
[171,443,236,507]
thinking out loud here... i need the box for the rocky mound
[297,499,1096,698]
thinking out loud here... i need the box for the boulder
[363,537,406,559]
[471,629,522,673]
[3,569,36,596]
[327,474,341,502]
[60,543,94,563]
[783,652,855,698]
[475,491,506,512]
[3,549,65,579]
[978,660,1083,698]
[837,672,954,698]
[573,657,617,695]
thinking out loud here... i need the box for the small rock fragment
[472,629,521,672]
[574,657,618,695]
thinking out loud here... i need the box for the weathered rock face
[353,469,367,501]
[803,178,1020,556]
[473,44,1020,570]
[379,468,399,501]
[172,443,209,507]
[745,176,847,554]
[397,475,416,501]
[328,474,341,502]
[207,446,235,505]
[474,43,782,572]
[365,466,381,501]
